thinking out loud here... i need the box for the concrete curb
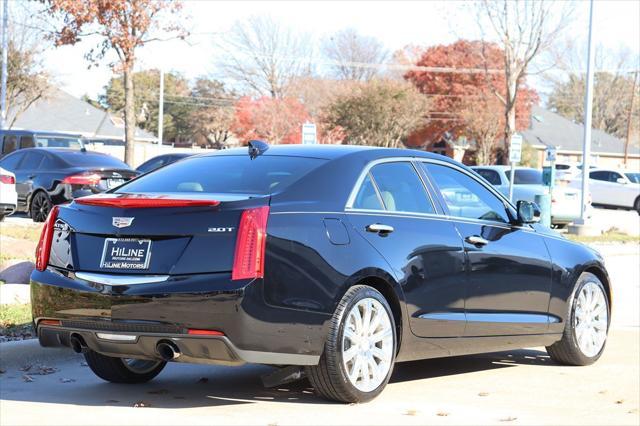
[0,339,80,371]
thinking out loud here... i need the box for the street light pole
[158,68,164,154]
[0,0,9,129]
[578,0,596,225]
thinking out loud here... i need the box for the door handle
[465,235,489,246]
[366,223,394,235]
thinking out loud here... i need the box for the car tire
[84,350,166,384]
[306,285,396,403]
[546,272,609,366]
[30,191,52,223]
[634,197,640,215]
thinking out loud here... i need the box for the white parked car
[571,169,640,214]
[472,165,587,227]
[0,166,17,221]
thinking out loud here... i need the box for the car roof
[206,144,461,164]
[6,147,107,158]
[0,130,83,138]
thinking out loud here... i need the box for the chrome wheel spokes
[342,298,393,392]
[574,282,608,358]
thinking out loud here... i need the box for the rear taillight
[62,173,101,186]
[35,206,59,272]
[0,174,15,184]
[232,206,269,281]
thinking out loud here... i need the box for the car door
[421,161,554,336]
[345,159,467,338]
[588,171,611,205]
[14,152,45,205]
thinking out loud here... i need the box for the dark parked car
[0,148,137,222]
[136,153,193,174]
[1,130,85,157]
[31,144,610,403]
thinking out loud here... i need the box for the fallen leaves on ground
[500,416,518,422]
[59,378,76,383]
[404,409,417,416]
[22,374,34,382]
[436,411,449,417]
[478,392,490,397]
[133,401,151,408]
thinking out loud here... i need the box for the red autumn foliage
[232,97,311,145]
[404,40,538,147]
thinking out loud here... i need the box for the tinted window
[20,152,45,169]
[474,169,502,185]
[506,169,543,185]
[20,136,35,148]
[0,151,25,171]
[352,174,383,210]
[35,136,83,149]
[118,155,325,195]
[58,151,129,168]
[609,171,623,181]
[555,164,571,170]
[424,163,509,223]
[137,158,166,173]
[2,135,17,154]
[625,173,640,183]
[368,162,434,214]
[590,171,610,181]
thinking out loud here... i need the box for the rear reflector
[62,173,101,186]
[75,194,220,208]
[187,329,225,336]
[0,174,15,184]
[39,319,61,327]
[232,206,269,281]
[35,206,59,272]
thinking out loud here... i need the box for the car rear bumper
[0,202,16,215]
[31,267,329,366]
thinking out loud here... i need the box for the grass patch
[0,303,34,340]
[566,230,640,244]
[0,223,42,243]
[0,252,34,264]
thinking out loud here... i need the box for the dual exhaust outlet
[70,333,181,361]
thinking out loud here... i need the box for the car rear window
[505,169,543,185]
[59,151,130,168]
[117,155,326,195]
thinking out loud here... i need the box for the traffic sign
[509,133,522,163]
[302,122,317,145]
[545,146,557,162]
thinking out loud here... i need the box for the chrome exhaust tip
[156,341,181,361]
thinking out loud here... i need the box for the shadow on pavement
[1,348,551,409]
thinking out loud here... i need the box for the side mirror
[516,200,541,224]
[616,177,627,184]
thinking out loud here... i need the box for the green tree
[189,78,236,148]
[101,70,192,143]
[323,80,430,148]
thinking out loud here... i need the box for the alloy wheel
[31,193,51,222]
[574,281,608,358]
[341,298,394,393]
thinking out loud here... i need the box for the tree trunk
[123,66,136,165]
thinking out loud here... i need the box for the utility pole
[624,71,638,166]
[578,0,596,225]
[0,0,9,129]
[157,68,164,154]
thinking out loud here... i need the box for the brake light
[0,174,15,184]
[39,319,61,327]
[35,206,59,272]
[75,195,220,208]
[62,173,101,186]
[232,206,269,281]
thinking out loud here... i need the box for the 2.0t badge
[112,217,134,228]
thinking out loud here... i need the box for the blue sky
[39,0,640,99]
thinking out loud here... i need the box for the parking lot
[1,243,638,425]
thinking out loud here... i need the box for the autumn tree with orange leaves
[232,97,310,145]
[404,40,537,163]
[42,0,186,164]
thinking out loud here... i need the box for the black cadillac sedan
[31,144,611,403]
[0,148,137,222]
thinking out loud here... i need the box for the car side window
[589,171,609,181]
[352,174,383,210]
[609,172,623,182]
[20,136,35,149]
[20,152,44,170]
[474,169,502,185]
[424,163,510,223]
[2,135,17,154]
[138,158,165,173]
[0,151,25,171]
[368,162,435,214]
